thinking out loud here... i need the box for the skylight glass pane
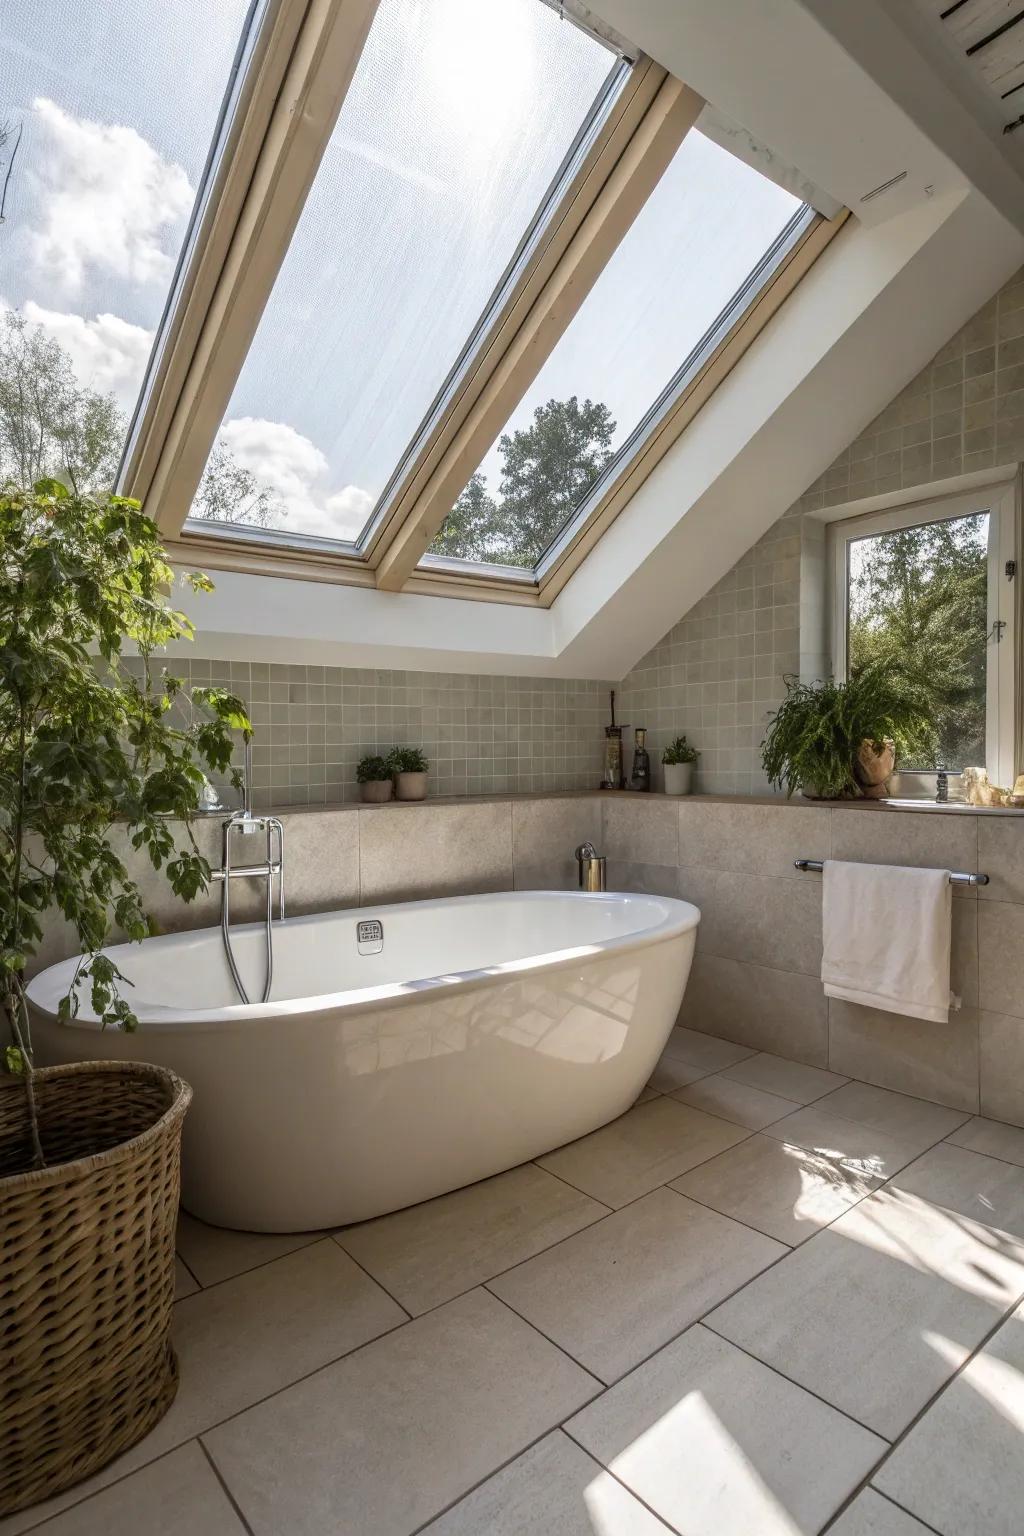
[0,0,251,490]
[428,131,803,572]
[187,0,615,546]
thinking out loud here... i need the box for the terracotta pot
[663,763,693,796]
[395,771,428,802]
[855,737,895,799]
[360,779,393,804]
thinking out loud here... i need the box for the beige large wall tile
[359,802,513,903]
[828,1000,980,1113]
[978,815,1024,903]
[282,809,360,915]
[830,808,979,897]
[679,869,822,976]
[512,797,602,891]
[979,900,1024,1019]
[610,861,680,898]
[601,796,678,866]
[677,800,830,877]
[980,1011,1024,1127]
[677,952,829,1067]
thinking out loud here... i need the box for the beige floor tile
[174,1256,199,1300]
[0,1242,406,1533]
[661,1027,756,1072]
[176,1210,320,1287]
[489,1186,784,1383]
[634,1083,662,1103]
[672,1133,882,1246]
[647,1051,713,1093]
[762,1105,930,1182]
[420,1430,672,1534]
[204,1288,599,1536]
[708,1144,1024,1438]
[536,1098,750,1209]
[947,1114,1024,1168]
[567,1324,885,1536]
[335,1163,607,1315]
[874,1300,1024,1536]
[670,1074,800,1130]
[14,1444,246,1536]
[721,1052,848,1104]
[829,1488,935,1535]
[814,1081,969,1146]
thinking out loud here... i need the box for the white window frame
[828,480,1018,789]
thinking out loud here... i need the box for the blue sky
[1,0,798,551]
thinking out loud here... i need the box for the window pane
[187,0,615,545]
[0,0,251,489]
[428,130,802,572]
[847,512,989,772]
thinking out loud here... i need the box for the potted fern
[390,745,429,801]
[0,481,248,1514]
[662,736,698,795]
[761,663,933,800]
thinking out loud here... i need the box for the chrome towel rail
[794,858,988,886]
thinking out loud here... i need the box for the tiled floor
[9,1028,1024,1535]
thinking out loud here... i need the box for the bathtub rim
[27,888,699,1033]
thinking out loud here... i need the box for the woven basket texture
[0,1060,191,1516]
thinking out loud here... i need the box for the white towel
[821,859,953,1023]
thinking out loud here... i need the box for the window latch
[1006,559,1017,580]
[989,619,1007,644]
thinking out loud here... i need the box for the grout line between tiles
[817,1271,1024,1534]
[197,1439,257,1536]
[5,1443,192,1535]
[697,1319,890,1446]
[327,1239,413,1320]
[854,1487,945,1536]
[938,1132,1024,1172]
[172,1233,326,1299]
[174,1249,202,1291]
[20,1300,418,1529]
[559,1424,690,1536]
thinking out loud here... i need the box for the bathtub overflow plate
[357,918,384,955]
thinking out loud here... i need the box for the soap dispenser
[630,727,651,792]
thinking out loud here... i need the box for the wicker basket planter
[0,1060,191,1516]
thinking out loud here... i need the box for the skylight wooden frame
[124,0,844,610]
[120,0,381,538]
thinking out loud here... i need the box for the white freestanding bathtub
[27,889,699,1232]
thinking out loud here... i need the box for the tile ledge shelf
[241,791,1024,819]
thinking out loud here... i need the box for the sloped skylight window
[185,0,617,546]
[0,0,252,490]
[428,131,804,573]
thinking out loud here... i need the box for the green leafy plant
[1,480,251,1166]
[356,753,392,784]
[388,746,428,774]
[662,736,698,766]
[761,662,934,800]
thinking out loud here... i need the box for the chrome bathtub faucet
[211,736,285,1004]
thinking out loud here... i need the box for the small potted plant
[661,736,698,795]
[390,746,429,801]
[761,662,932,800]
[357,753,394,803]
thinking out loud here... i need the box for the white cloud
[26,98,194,294]
[217,417,374,541]
[21,301,153,409]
